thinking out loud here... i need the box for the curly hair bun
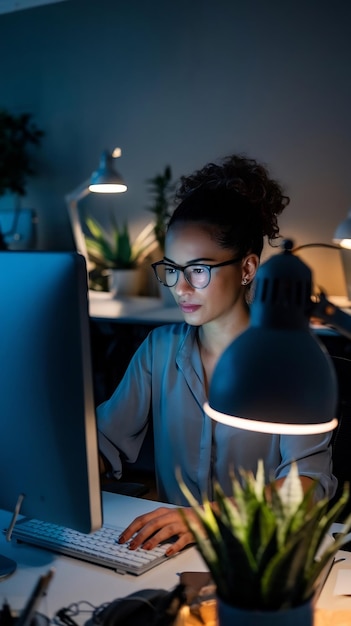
[175,154,290,245]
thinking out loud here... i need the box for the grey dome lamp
[204,239,351,435]
[65,148,127,271]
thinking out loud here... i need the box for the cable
[54,602,98,626]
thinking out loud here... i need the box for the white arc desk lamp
[65,148,127,271]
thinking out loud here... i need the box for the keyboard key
[8,518,176,575]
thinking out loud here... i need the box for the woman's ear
[241,254,259,285]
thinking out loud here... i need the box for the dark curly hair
[167,154,290,258]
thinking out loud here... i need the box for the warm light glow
[89,183,127,193]
[338,238,351,250]
[204,402,338,435]
[112,147,122,158]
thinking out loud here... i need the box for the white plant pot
[108,268,141,297]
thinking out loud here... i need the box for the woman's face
[164,222,251,326]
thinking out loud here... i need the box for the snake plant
[85,214,158,270]
[179,461,351,611]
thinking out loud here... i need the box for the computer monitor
[0,250,102,578]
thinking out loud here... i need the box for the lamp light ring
[204,402,338,435]
[89,150,127,193]
[207,325,338,432]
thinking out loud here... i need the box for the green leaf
[261,514,321,608]
[145,165,175,249]
[177,464,351,611]
[85,214,152,269]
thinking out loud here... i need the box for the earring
[241,278,248,285]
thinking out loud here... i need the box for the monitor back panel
[0,251,102,533]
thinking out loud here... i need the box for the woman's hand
[118,506,197,556]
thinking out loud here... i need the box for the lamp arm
[311,292,351,341]
[64,180,92,270]
[65,179,91,205]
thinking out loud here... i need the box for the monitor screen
[0,251,102,548]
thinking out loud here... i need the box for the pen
[16,568,55,626]
[5,493,25,542]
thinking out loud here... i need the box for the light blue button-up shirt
[97,323,337,505]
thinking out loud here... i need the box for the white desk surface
[1,493,351,622]
[89,291,183,324]
[0,493,205,622]
[88,291,351,327]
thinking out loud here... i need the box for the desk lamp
[333,209,351,249]
[292,239,351,303]
[204,239,351,435]
[65,148,127,270]
[333,210,351,301]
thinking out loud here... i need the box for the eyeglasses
[151,256,243,289]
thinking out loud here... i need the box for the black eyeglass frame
[151,256,243,289]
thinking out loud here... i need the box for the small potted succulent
[179,461,351,626]
[85,214,157,295]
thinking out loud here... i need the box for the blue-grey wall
[0,0,350,294]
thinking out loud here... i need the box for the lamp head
[333,209,351,249]
[89,150,127,193]
[205,240,338,435]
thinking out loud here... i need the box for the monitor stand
[0,554,17,579]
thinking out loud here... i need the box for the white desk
[0,493,205,622]
[1,493,351,623]
[89,291,183,324]
[89,291,351,329]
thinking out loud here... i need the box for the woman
[97,154,337,556]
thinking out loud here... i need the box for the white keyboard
[10,518,175,575]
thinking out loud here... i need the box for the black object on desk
[17,569,54,626]
[0,570,54,626]
[87,584,187,626]
[0,601,14,626]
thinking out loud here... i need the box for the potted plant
[146,165,175,253]
[145,165,177,305]
[0,108,44,250]
[85,214,157,295]
[179,461,351,625]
